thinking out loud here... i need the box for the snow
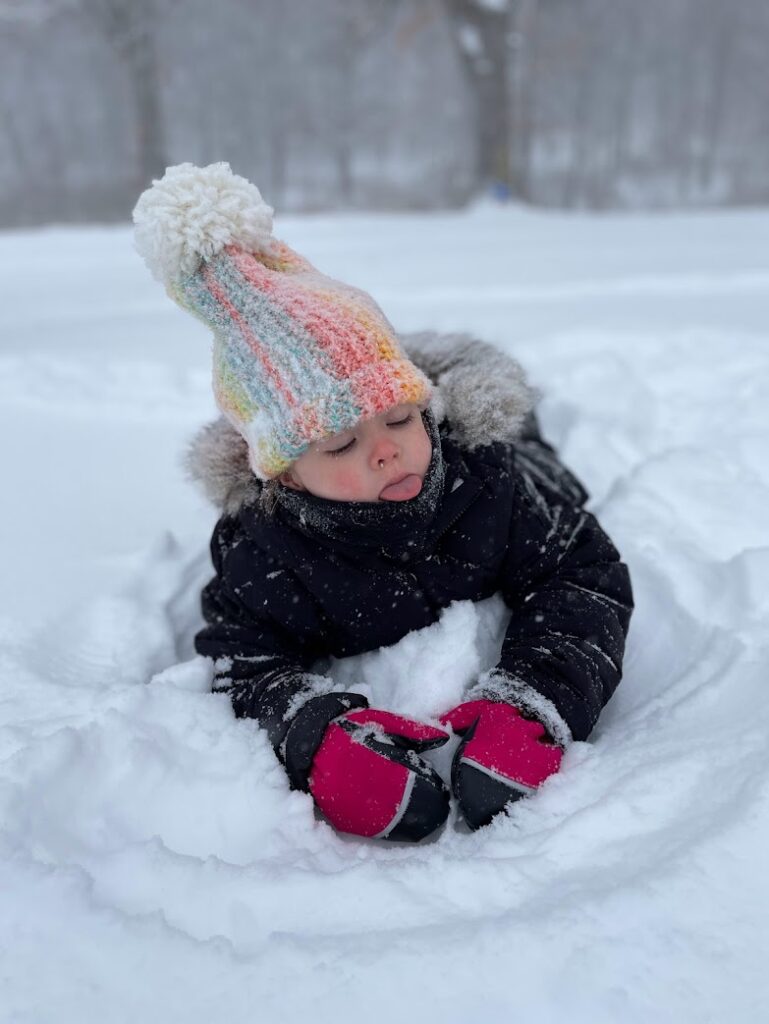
[2,204,769,1022]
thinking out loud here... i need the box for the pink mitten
[440,700,563,829]
[309,708,450,841]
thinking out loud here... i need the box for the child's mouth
[379,473,423,501]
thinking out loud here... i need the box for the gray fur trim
[183,418,260,516]
[186,331,536,513]
[469,668,573,749]
[401,331,538,450]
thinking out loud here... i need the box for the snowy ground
[2,204,769,1023]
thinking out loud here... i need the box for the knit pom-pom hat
[133,162,432,479]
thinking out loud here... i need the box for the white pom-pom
[132,162,274,283]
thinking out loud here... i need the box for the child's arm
[195,516,451,840]
[194,515,361,754]
[473,445,634,747]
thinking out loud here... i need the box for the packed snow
[2,204,768,1023]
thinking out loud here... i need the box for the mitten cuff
[468,669,573,749]
[257,670,347,754]
[282,692,369,792]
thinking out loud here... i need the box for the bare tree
[506,0,540,200]
[1,0,167,193]
[441,0,514,190]
[79,0,167,189]
[318,1,396,203]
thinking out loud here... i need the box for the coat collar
[269,427,484,565]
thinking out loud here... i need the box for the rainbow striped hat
[133,162,431,479]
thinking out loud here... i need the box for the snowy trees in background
[522,0,769,207]
[78,0,168,188]
[1,0,768,226]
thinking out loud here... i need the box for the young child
[134,163,633,842]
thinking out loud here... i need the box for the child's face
[279,404,433,503]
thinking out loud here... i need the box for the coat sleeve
[194,515,364,758]
[472,441,633,746]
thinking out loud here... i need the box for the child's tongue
[379,474,423,501]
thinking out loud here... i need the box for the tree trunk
[443,0,513,191]
[124,28,166,188]
[508,0,539,201]
[698,2,739,194]
[80,0,167,190]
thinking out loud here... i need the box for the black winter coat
[194,399,633,758]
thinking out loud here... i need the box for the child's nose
[370,435,400,469]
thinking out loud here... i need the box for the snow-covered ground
[2,204,768,1023]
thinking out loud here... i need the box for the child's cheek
[329,466,366,500]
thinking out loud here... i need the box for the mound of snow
[2,208,769,1023]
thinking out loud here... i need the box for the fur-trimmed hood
[186,331,537,516]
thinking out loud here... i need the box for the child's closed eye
[326,437,356,457]
[386,413,413,428]
[324,413,414,456]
